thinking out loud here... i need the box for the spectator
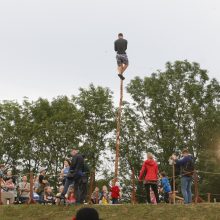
[65,186,76,205]
[18,175,30,204]
[110,179,120,204]
[73,208,99,220]
[60,159,70,186]
[44,186,55,204]
[91,187,100,204]
[171,148,194,204]
[139,152,160,204]
[37,167,49,202]
[1,179,15,204]
[33,187,40,203]
[62,148,84,203]
[1,178,14,205]
[100,185,109,205]
[55,185,65,205]
[160,172,171,203]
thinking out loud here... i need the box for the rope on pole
[114,79,124,180]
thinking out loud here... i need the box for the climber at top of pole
[114,33,129,80]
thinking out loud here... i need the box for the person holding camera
[171,148,195,204]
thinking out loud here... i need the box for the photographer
[171,148,195,204]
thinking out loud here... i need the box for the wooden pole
[172,164,176,204]
[207,193,211,203]
[194,170,198,204]
[0,177,3,205]
[114,79,124,179]
[28,171,35,204]
[88,171,95,204]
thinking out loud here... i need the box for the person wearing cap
[171,148,194,204]
[62,148,84,203]
[37,167,49,203]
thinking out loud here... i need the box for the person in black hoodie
[62,148,84,202]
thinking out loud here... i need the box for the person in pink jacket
[139,152,160,204]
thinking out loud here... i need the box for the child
[110,179,120,204]
[33,187,40,203]
[160,171,171,203]
[65,186,76,205]
[91,187,100,204]
[150,188,157,204]
[55,185,64,205]
[44,186,55,204]
[99,185,109,205]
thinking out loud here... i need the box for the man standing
[114,33,129,80]
[172,149,194,204]
[62,148,84,203]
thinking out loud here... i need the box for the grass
[0,204,220,220]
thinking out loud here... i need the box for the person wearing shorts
[114,33,129,80]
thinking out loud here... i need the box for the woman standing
[139,152,160,204]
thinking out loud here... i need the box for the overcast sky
[0,0,220,103]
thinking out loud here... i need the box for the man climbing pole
[114,33,129,80]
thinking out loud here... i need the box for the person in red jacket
[110,179,120,204]
[139,152,160,204]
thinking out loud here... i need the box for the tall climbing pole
[114,79,124,180]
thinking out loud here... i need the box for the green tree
[127,60,220,177]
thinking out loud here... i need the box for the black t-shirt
[114,38,128,54]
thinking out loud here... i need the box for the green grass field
[0,204,220,220]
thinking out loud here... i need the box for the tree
[75,84,115,185]
[127,60,220,178]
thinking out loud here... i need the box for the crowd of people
[0,148,121,206]
[0,148,195,205]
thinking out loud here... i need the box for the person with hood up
[139,152,160,204]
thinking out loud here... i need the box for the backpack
[182,157,195,176]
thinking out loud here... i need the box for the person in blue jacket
[160,171,171,203]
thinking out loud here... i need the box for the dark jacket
[176,155,194,176]
[114,38,128,54]
[70,154,84,174]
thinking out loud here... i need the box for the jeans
[145,183,160,204]
[181,176,192,204]
[62,176,81,203]
[112,198,119,204]
[62,178,75,196]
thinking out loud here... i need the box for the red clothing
[110,186,120,199]
[139,159,158,181]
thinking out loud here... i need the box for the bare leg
[121,64,128,75]
[117,65,123,74]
